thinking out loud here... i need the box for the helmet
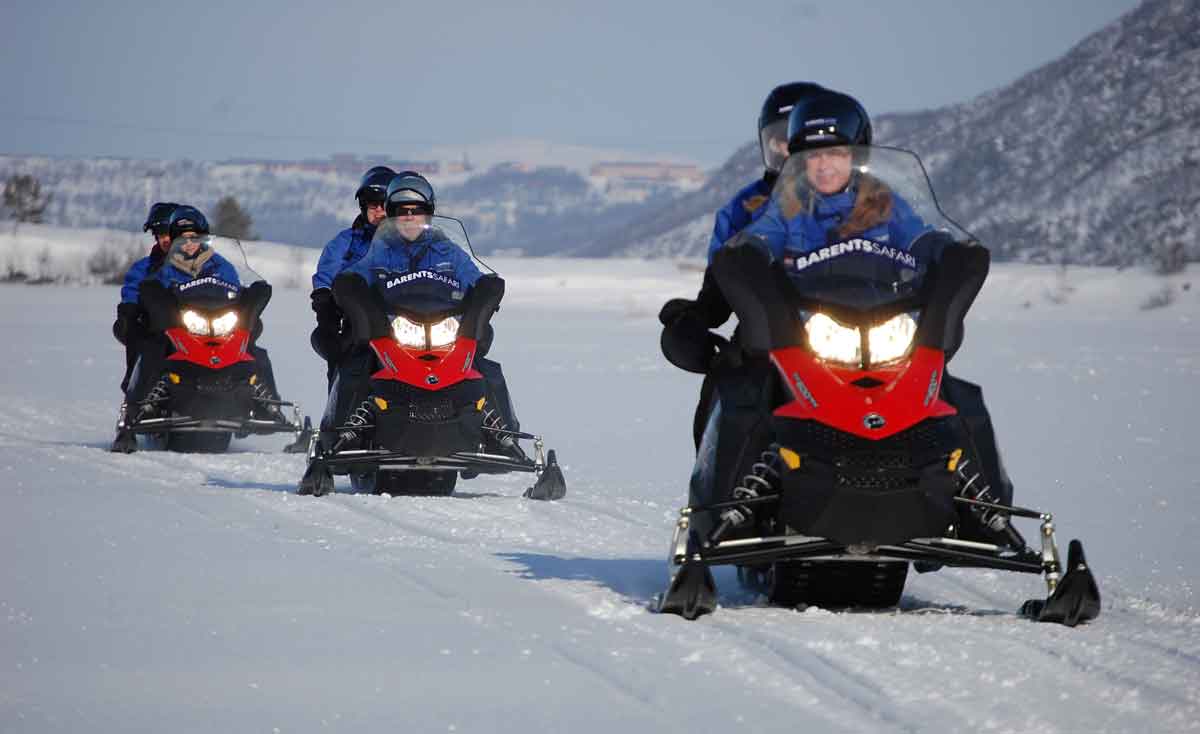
[355,166,397,205]
[167,205,210,241]
[786,90,873,154]
[385,171,436,217]
[758,82,827,173]
[143,202,178,234]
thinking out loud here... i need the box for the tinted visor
[759,119,790,173]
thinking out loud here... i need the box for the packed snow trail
[3,271,1200,732]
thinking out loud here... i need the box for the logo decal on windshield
[178,276,238,292]
[791,238,917,272]
[384,269,462,290]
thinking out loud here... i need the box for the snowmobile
[656,146,1100,627]
[297,217,566,500]
[112,235,311,454]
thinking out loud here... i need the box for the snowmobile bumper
[298,433,566,500]
[657,497,1100,626]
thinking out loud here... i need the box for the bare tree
[2,174,52,224]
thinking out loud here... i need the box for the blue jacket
[707,177,773,262]
[312,218,376,291]
[743,177,931,262]
[346,227,482,290]
[119,248,167,304]
[153,251,241,289]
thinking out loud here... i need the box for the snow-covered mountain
[0,154,695,255]
[598,0,1200,265]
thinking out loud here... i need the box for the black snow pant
[476,356,519,433]
[119,326,147,393]
[249,344,280,399]
[124,333,172,405]
[687,358,779,541]
[320,345,376,435]
[941,373,1013,506]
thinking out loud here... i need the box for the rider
[740,89,930,259]
[744,90,1014,526]
[152,206,240,287]
[311,166,396,389]
[113,201,178,392]
[660,83,829,449]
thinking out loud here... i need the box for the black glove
[112,302,142,345]
[709,334,745,374]
[310,288,342,329]
[658,297,698,327]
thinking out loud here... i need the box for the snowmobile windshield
[760,145,973,310]
[364,216,489,319]
[786,250,928,312]
[163,235,264,306]
[375,272,467,321]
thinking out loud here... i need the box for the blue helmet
[143,202,178,234]
[355,166,397,205]
[385,171,436,217]
[758,82,827,173]
[167,205,210,240]
[786,90,873,154]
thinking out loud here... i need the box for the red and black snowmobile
[113,236,311,453]
[297,217,565,500]
[656,147,1100,626]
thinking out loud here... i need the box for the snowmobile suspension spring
[132,378,171,422]
[141,378,170,407]
[482,407,516,449]
[338,399,375,444]
[956,458,1008,532]
[710,444,784,545]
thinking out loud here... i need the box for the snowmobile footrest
[1020,539,1101,627]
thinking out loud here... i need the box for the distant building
[589,161,706,184]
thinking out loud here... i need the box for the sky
[0,0,1142,167]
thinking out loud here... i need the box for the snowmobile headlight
[866,313,917,365]
[428,316,460,348]
[803,312,861,365]
[391,315,426,348]
[182,309,210,336]
[210,311,239,337]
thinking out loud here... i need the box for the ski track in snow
[3,279,1200,732]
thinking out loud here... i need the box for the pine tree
[211,195,255,240]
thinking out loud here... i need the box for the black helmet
[758,82,827,173]
[385,171,436,217]
[167,205,210,240]
[355,166,396,205]
[786,90,873,154]
[143,201,178,234]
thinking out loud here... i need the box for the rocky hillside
[598,0,1200,266]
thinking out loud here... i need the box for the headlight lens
[210,311,239,337]
[867,313,918,364]
[391,315,426,348]
[182,309,209,336]
[804,312,861,365]
[428,316,460,348]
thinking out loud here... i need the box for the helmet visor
[759,119,790,173]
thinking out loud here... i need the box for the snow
[2,236,1200,731]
